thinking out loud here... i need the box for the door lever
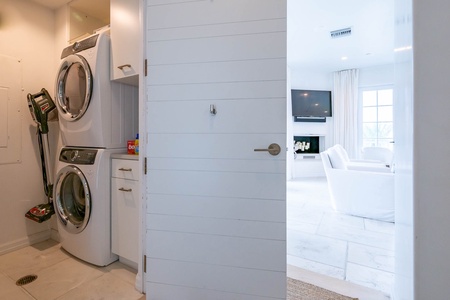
[254,143,281,156]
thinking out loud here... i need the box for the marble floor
[0,239,144,300]
[287,177,395,298]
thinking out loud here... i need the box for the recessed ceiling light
[341,56,348,61]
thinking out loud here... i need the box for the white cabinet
[110,0,139,86]
[111,157,139,265]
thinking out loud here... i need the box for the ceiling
[30,0,110,23]
[31,0,394,73]
[287,0,395,73]
[29,0,69,9]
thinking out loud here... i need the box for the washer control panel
[59,148,97,165]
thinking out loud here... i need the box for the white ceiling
[29,0,69,9]
[31,0,394,73]
[288,0,395,73]
[30,0,110,23]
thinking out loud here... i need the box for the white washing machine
[53,147,123,266]
[55,27,137,148]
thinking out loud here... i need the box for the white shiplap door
[145,1,287,299]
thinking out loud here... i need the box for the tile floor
[0,239,145,300]
[287,177,395,297]
[2,178,393,299]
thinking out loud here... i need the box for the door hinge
[144,255,147,273]
[144,59,148,77]
[144,157,147,175]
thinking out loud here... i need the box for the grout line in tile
[344,241,349,281]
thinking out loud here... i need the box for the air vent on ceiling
[330,27,352,39]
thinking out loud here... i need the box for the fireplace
[293,136,321,154]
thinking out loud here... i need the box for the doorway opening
[286,0,396,298]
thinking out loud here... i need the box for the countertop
[111,153,139,160]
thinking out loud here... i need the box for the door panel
[147,230,285,270]
[148,32,286,64]
[148,19,286,42]
[145,0,287,298]
[148,59,286,85]
[147,170,285,199]
[148,158,285,173]
[147,81,286,101]
[147,0,286,27]
[147,98,286,134]
[147,259,286,298]
[147,194,285,222]
[147,134,285,159]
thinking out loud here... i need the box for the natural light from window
[361,88,394,150]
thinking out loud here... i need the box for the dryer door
[55,54,92,121]
[54,165,91,234]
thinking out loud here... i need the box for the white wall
[289,68,333,149]
[359,64,395,88]
[412,0,450,298]
[0,0,59,253]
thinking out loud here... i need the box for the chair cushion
[327,148,347,169]
[334,144,350,162]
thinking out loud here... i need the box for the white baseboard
[0,230,51,256]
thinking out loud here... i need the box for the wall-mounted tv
[291,89,332,120]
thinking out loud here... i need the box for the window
[360,87,394,151]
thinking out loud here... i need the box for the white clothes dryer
[53,147,124,266]
[55,27,137,148]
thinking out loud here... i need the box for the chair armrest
[346,162,392,173]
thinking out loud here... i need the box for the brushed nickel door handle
[117,64,131,70]
[254,143,281,156]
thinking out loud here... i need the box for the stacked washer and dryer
[53,27,138,266]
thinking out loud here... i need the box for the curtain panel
[333,69,359,158]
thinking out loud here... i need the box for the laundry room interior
[0,0,145,297]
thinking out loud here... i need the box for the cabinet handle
[117,64,131,70]
[119,187,132,192]
[119,168,132,172]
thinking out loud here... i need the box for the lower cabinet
[111,157,139,265]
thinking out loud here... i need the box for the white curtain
[333,69,359,158]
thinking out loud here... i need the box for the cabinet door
[110,0,139,85]
[112,159,139,180]
[111,177,139,263]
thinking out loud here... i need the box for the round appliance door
[54,165,91,234]
[55,54,92,121]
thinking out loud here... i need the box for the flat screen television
[291,89,332,118]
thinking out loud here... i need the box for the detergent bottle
[135,133,139,155]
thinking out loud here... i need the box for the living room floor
[287,177,395,297]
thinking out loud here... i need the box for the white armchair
[333,144,392,173]
[321,148,395,222]
[362,146,394,167]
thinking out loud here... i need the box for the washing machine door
[54,165,91,234]
[55,54,92,121]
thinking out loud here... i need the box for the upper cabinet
[110,0,140,86]
[68,0,110,44]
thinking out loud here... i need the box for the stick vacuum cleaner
[25,88,57,223]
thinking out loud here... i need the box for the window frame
[358,85,394,156]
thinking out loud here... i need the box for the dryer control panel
[60,34,99,59]
[59,148,97,165]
